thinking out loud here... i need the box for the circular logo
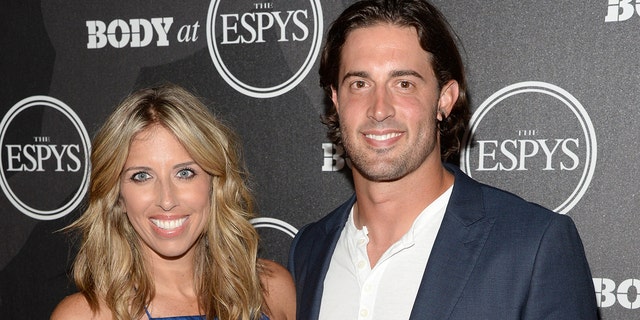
[251,217,298,238]
[0,96,91,220]
[206,0,323,98]
[460,81,597,214]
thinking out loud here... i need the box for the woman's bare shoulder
[50,292,110,320]
[258,259,296,320]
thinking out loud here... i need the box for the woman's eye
[131,172,151,182]
[177,168,196,179]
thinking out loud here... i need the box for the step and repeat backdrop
[1,0,638,318]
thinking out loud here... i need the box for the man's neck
[352,163,454,266]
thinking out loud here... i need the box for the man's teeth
[366,132,401,141]
[151,217,187,230]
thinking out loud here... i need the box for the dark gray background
[1,1,637,318]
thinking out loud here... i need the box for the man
[288,0,598,319]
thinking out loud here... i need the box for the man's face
[332,23,457,182]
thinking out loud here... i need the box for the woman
[51,84,295,320]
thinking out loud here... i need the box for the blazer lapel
[409,165,495,319]
[297,195,354,320]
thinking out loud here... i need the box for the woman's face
[119,125,211,260]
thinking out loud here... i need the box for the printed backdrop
[1,1,637,318]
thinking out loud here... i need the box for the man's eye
[352,80,366,89]
[399,81,412,89]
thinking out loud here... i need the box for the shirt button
[360,309,369,317]
[357,260,367,269]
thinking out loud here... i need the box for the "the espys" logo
[460,81,597,214]
[206,0,323,98]
[0,96,91,220]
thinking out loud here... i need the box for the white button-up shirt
[319,186,452,320]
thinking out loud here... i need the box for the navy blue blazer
[288,164,598,319]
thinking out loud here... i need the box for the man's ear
[331,86,340,111]
[437,80,459,120]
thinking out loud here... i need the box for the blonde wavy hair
[69,84,264,320]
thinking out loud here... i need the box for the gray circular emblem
[460,81,597,214]
[206,0,323,98]
[0,96,90,220]
[251,217,298,238]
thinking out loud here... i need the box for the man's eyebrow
[340,70,424,84]
[341,71,369,84]
[390,69,424,79]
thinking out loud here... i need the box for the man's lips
[364,132,403,141]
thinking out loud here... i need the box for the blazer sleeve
[522,214,598,319]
